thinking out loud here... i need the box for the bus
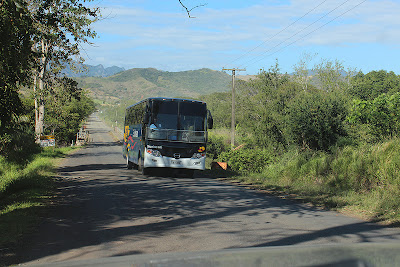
[123,98,213,177]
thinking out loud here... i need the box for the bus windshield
[151,100,207,131]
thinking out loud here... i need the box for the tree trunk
[34,38,49,139]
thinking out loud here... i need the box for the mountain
[63,64,125,77]
[74,68,232,104]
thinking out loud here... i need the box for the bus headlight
[146,148,162,157]
[191,153,205,159]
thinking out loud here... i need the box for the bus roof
[126,97,205,110]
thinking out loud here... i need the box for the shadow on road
[250,221,398,248]
[58,163,125,173]
[2,126,400,265]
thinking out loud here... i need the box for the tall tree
[236,61,300,150]
[293,52,317,92]
[0,0,34,126]
[312,59,346,92]
[29,0,100,138]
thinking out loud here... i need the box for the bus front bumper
[144,154,206,170]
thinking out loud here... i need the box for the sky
[81,0,400,75]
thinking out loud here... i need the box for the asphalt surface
[3,114,400,266]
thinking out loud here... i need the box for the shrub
[218,148,272,173]
[287,91,347,151]
[207,134,228,160]
[348,92,400,140]
[0,122,40,164]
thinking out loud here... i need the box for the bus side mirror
[207,110,213,129]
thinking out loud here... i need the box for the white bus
[123,98,213,177]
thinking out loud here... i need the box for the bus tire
[127,156,134,170]
[138,154,147,175]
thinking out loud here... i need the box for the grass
[0,146,76,247]
[213,138,400,225]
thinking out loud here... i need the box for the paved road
[4,115,400,265]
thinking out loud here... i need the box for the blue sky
[82,0,400,75]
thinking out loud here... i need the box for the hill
[63,64,125,77]
[74,68,232,104]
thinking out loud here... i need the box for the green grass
[221,138,400,225]
[0,146,76,247]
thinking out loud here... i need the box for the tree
[44,77,95,144]
[288,91,347,151]
[178,0,207,18]
[29,0,100,138]
[348,92,400,140]
[236,61,301,150]
[293,52,317,92]
[0,0,34,127]
[312,59,355,93]
[349,70,400,101]
[0,0,39,159]
[200,92,231,128]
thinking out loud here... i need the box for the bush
[207,134,228,160]
[0,122,40,164]
[218,148,272,173]
[348,92,400,140]
[287,91,347,151]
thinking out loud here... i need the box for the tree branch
[178,0,207,18]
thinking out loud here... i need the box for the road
[3,114,400,265]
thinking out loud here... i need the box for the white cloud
[82,0,400,73]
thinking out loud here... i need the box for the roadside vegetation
[98,57,400,224]
[1,0,98,246]
[0,147,76,247]
[201,59,400,225]
[94,54,400,225]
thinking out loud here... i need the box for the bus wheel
[127,156,134,170]
[138,154,146,175]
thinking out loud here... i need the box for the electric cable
[226,0,329,66]
[242,0,367,69]
[238,0,352,68]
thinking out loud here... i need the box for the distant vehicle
[123,97,213,177]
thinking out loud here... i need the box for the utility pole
[222,68,246,148]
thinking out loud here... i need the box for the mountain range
[73,67,232,104]
[63,64,125,77]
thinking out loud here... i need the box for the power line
[238,0,352,69]
[225,0,329,66]
[243,0,368,69]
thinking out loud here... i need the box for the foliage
[1,0,100,155]
[98,100,127,130]
[250,138,400,223]
[218,148,272,173]
[236,61,302,150]
[207,133,229,160]
[0,146,75,246]
[30,0,100,69]
[292,52,317,91]
[43,77,96,144]
[0,0,34,126]
[0,95,39,161]
[200,92,231,128]
[0,122,40,163]
[349,70,400,100]
[312,58,354,92]
[29,0,100,136]
[348,92,400,140]
[287,91,347,151]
